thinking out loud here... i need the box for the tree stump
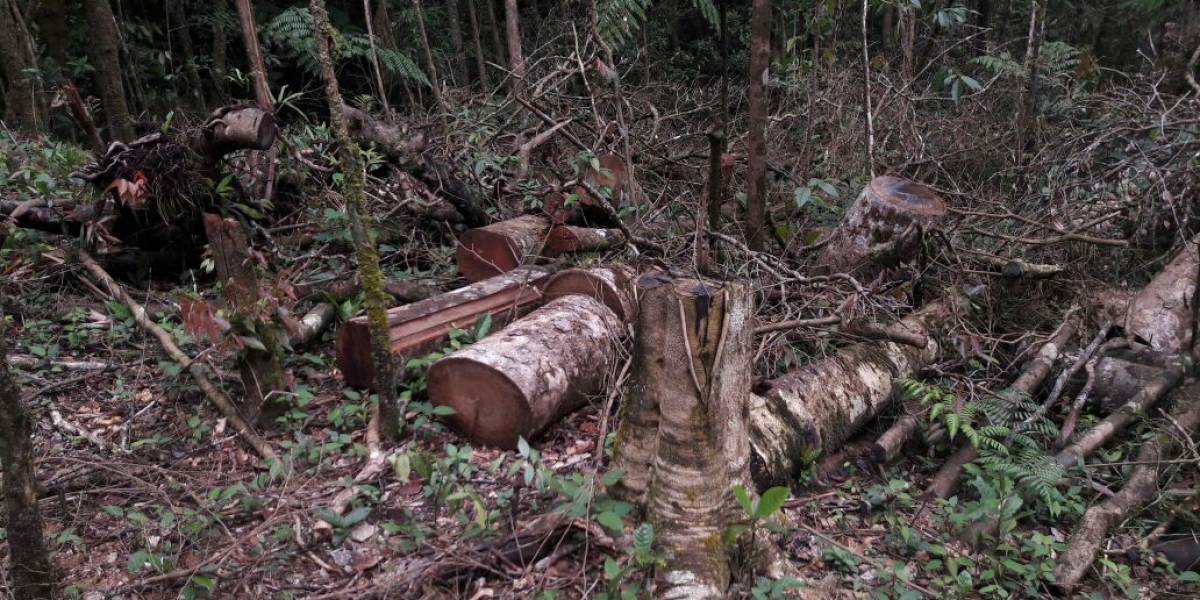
[610,275,754,599]
[456,215,551,282]
[816,176,946,280]
[426,294,625,448]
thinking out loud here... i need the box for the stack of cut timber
[427,265,637,447]
[335,268,550,389]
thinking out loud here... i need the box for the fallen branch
[77,250,278,462]
[1054,378,1200,591]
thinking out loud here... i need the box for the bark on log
[1054,378,1200,591]
[816,176,946,280]
[545,225,624,254]
[749,296,964,490]
[1125,234,1200,354]
[541,265,637,323]
[426,294,625,448]
[871,408,923,465]
[610,276,754,599]
[190,105,276,162]
[456,215,551,282]
[1092,356,1173,413]
[1056,363,1186,468]
[336,267,550,389]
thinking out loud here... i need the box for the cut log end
[542,265,636,323]
[456,215,550,282]
[870,175,946,217]
[425,358,532,448]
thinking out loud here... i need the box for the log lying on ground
[816,176,946,281]
[545,225,624,255]
[871,406,923,465]
[1054,378,1200,591]
[456,215,551,282]
[1125,234,1200,353]
[541,265,637,323]
[426,294,625,448]
[336,267,550,389]
[923,313,1081,502]
[749,296,965,489]
[610,276,754,598]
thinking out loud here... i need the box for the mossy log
[426,294,625,448]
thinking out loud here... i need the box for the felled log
[541,265,637,323]
[1054,379,1200,591]
[426,294,625,448]
[1091,356,1174,413]
[189,105,276,162]
[610,276,753,598]
[871,408,923,465]
[749,296,965,489]
[336,267,550,389]
[545,225,624,254]
[816,176,946,280]
[1125,234,1200,353]
[456,215,551,282]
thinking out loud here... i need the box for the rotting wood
[1054,378,1200,591]
[610,275,754,598]
[541,265,637,323]
[426,294,625,448]
[456,215,551,282]
[816,176,946,281]
[336,267,550,389]
[1125,233,1200,354]
[871,406,923,465]
[61,81,104,153]
[78,250,278,462]
[750,296,964,490]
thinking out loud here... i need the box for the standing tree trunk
[172,1,208,113]
[413,0,451,133]
[212,0,230,101]
[0,0,44,133]
[445,0,468,86]
[363,0,394,121]
[311,0,403,441]
[235,0,273,113]
[467,0,491,88]
[1016,0,1046,163]
[612,276,754,599]
[35,0,69,69]
[85,0,133,141]
[0,320,55,600]
[745,0,771,251]
[504,0,526,97]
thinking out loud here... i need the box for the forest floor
[5,73,1200,599]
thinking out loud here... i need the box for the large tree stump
[750,297,963,489]
[426,294,625,448]
[456,215,552,282]
[1125,234,1200,354]
[541,265,637,323]
[336,267,550,389]
[610,276,754,599]
[816,176,946,280]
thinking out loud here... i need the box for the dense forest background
[3,0,1200,599]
